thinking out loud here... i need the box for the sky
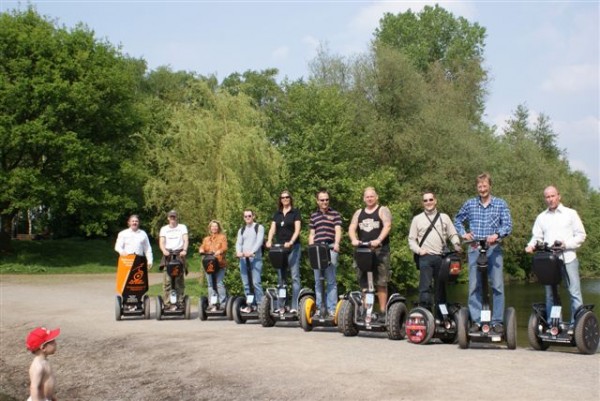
[3,0,599,189]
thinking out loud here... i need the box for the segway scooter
[405,251,462,344]
[232,256,260,324]
[115,254,151,321]
[457,240,516,349]
[198,252,235,321]
[337,242,408,340]
[299,243,342,331]
[258,244,313,327]
[527,241,599,354]
[156,251,191,320]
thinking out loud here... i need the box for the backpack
[240,223,265,255]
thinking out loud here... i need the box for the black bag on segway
[355,247,375,273]
[438,252,462,283]
[202,254,220,274]
[532,251,563,286]
[308,243,331,270]
[166,255,184,278]
[268,244,290,269]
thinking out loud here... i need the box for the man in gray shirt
[235,209,265,313]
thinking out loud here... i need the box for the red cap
[26,327,60,352]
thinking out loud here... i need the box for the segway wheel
[457,307,470,349]
[232,297,247,324]
[505,307,517,350]
[156,296,163,321]
[405,306,434,344]
[225,296,236,321]
[115,296,123,321]
[143,295,151,320]
[527,312,549,351]
[386,302,407,340]
[184,295,191,320]
[299,296,315,332]
[574,310,600,355]
[198,296,208,321]
[338,300,358,337]
[258,296,276,327]
[440,312,459,344]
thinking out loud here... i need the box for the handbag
[414,212,440,269]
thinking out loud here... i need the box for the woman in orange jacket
[199,220,228,311]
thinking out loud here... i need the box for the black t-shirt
[272,208,301,244]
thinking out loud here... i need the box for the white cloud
[271,46,290,61]
[554,116,600,188]
[541,64,599,94]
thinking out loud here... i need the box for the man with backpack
[235,209,265,313]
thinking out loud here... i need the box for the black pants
[418,254,446,311]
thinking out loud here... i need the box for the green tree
[0,8,147,236]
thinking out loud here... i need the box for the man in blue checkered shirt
[454,172,512,334]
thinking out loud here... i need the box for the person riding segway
[527,241,599,354]
[114,214,153,320]
[456,240,517,349]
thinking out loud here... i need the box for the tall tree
[0,8,147,236]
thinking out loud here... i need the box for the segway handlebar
[534,241,564,253]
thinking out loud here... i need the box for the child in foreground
[26,326,60,401]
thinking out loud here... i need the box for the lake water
[444,278,600,348]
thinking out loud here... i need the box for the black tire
[198,296,208,321]
[258,296,276,327]
[388,302,408,341]
[457,307,470,349]
[233,297,247,324]
[143,295,151,320]
[527,312,549,351]
[299,296,315,332]
[405,306,434,344]
[505,307,517,350]
[226,296,236,321]
[156,296,163,321]
[115,296,122,321]
[440,312,459,344]
[184,295,191,320]
[574,311,600,355]
[338,300,358,337]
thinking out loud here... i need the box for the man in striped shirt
[454,173,512,334]
[308,189,343,317]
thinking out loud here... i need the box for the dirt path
[1,274,598,401]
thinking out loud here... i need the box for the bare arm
[334,224,342,253]
[266,221,276,248]
[308,228,315,245]
[159,236,168,256]
[372,206,392,247]
[285,219,301,248]
[348,209,361,246]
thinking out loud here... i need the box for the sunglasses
[280,195,290,199]
[422,198,435,203]
[318,198,329,202]
[244,215,253,218]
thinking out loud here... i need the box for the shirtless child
[26,327,60,401]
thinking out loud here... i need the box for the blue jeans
[277,243,301,310]
[467,244,504,324]
[313,250,338,312]
[545,258,583,324]
[239,256,263,305]
[205,268,227,305]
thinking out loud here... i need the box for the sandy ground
[0,273,598,401]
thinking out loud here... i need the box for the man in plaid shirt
[454,172,512,334]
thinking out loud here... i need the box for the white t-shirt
[114,228,153,261]
[159,224,188,251]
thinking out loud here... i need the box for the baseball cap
[26,327,60,352]
[167,210,177,217]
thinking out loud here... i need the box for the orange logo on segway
[129,266,146,285]
[206,261,215,273]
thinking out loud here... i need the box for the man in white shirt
[159,210,189,309]
[114,214,153,268]
[525,186,587,325]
